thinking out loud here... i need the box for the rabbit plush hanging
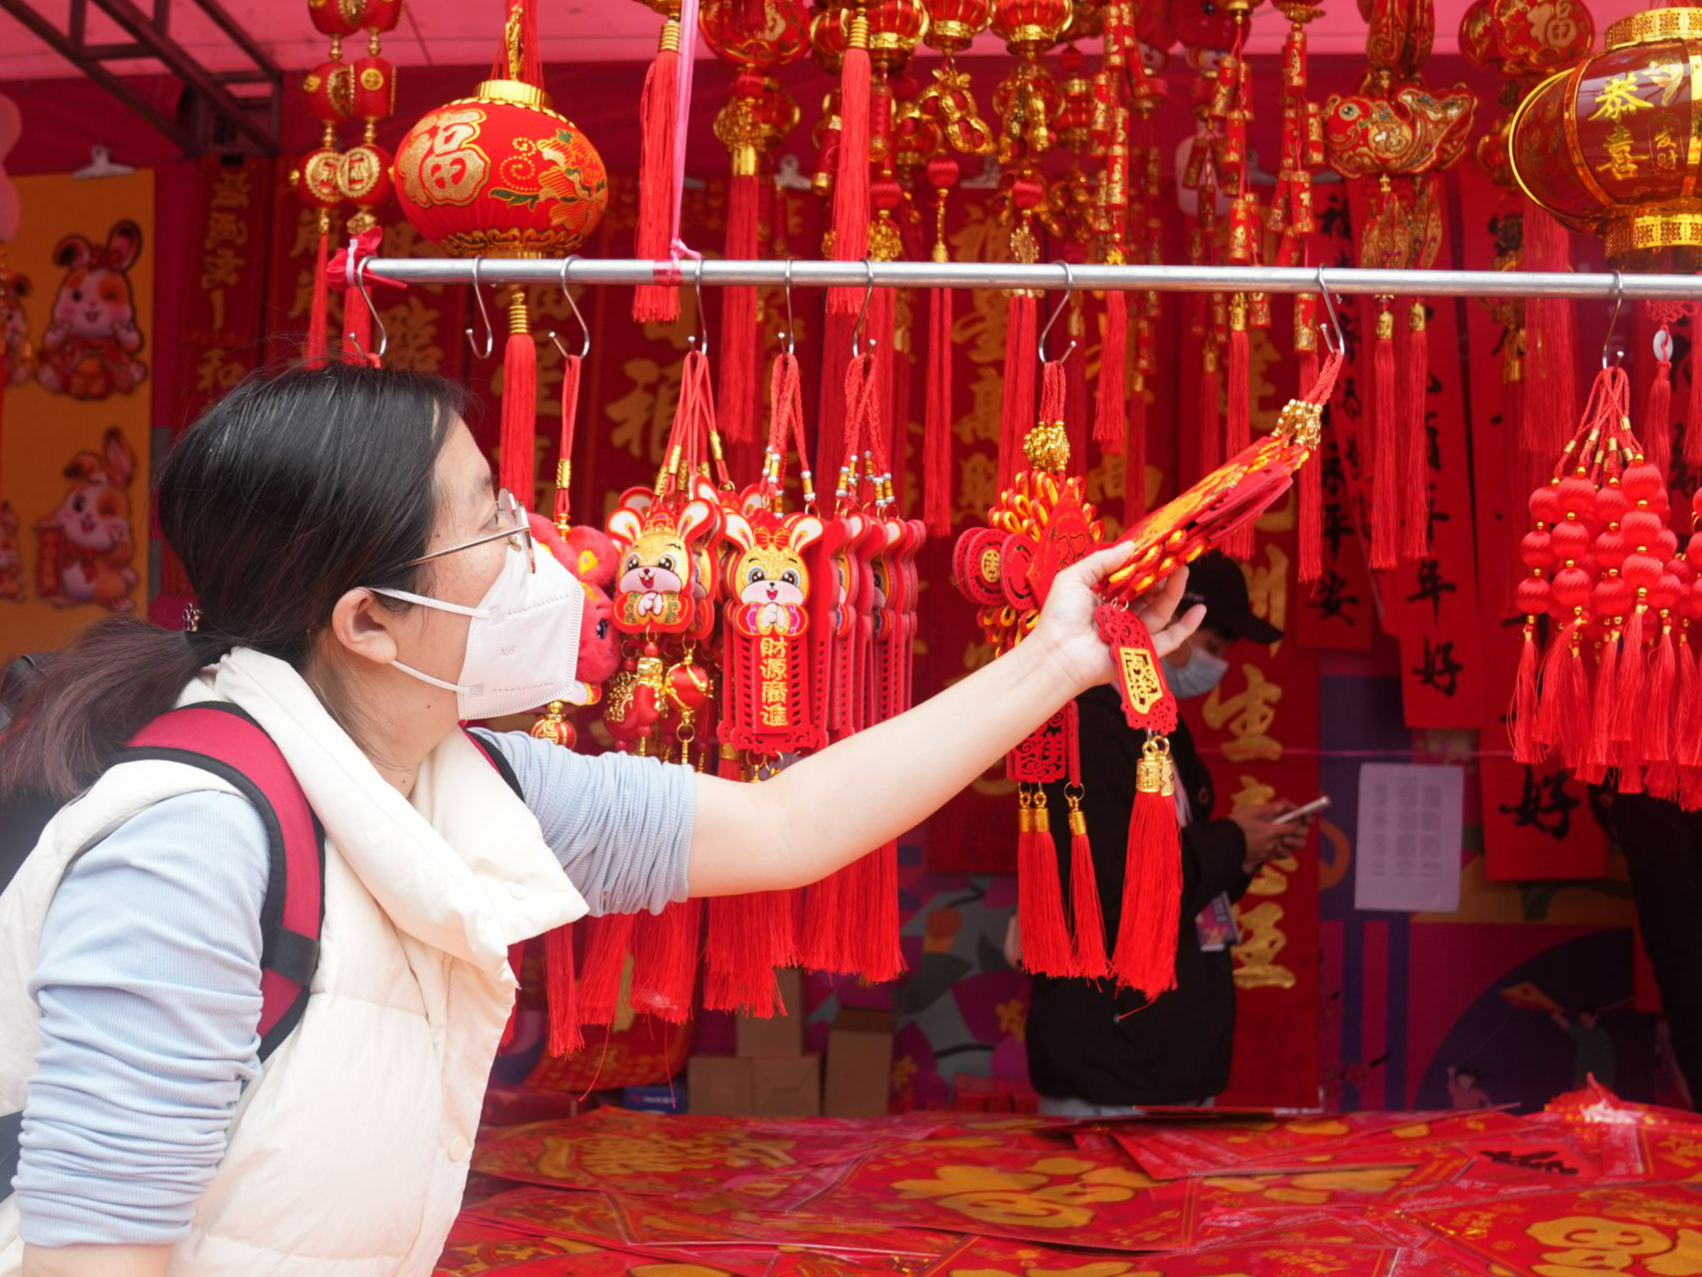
[34,427,139,611]
[35,220,147,400]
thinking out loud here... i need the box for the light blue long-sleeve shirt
[12,730,694,1248]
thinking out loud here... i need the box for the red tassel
[1370,306,1399,570]
[1588,629,1621,773]
[1017,789,1074,976]
[1523,201,1577,456]
[1068,805,1108,978]
[1512,624,1542,764]
[543,926,582,1056]
[629,899,701,1024]
[1537,620,1591,771]
[1645,613,1677,765]
[801,865,851,974]
[499,940,526,1051]
[553,352,583,527]
[577,913,635,1027]
[633,21,681,324]
[816,311,855,484]
[1124,371,1148,524]
[1678,631,1701,769]
[1647,339,1674,482]
[924,284,953,536]
[705,895,783,1016]
[1612,608,1647,746]
[1401,301,1430,560]
[1112,746,1181,998]
[1224,320,1252,559]
[999,295,1037,489]
[1298,347,1322,582]
[342,267,373,366]
[1095,291,1127,455]
[827,30,872,313]
[499,298,537,504]
[1199,351,1221,477]
[306,221,331,368]
[862,840,904,983]
[718,169,761,445]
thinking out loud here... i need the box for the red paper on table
[805,1143,1199,1250]
[607,1193,954,1258]
[1112,1112,1464,1180]
[1191,1207,1427,1250]
[434,1218,620,1276]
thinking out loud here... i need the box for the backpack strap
[464,727,524,799]
[115,703,325,1062]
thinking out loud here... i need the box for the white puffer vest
[0,648,588,1276]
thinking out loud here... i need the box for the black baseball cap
[1181,552,1284,645]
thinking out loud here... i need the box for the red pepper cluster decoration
[1509,364,1702,806]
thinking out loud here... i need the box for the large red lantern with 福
[393,0,607,527]
[1510,8,1702,271]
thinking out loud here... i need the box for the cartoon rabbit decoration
[36,220,148,400]
[0,269,30,387]
[0,502,25,603]
[35,427,138,611]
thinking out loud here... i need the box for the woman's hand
[1028,544,1208,695]
[1232,802,1309,875]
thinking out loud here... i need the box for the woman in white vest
[0,362,1202,1277]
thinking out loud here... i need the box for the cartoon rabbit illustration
[1,269,31,387]
[35,220,148,400]
[0,502,25,602]
[35,427,138,611]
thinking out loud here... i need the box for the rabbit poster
[0,169,152,659]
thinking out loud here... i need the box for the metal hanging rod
[363,257,1702,302]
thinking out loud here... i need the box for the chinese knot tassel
[923,157,958,538]
[801,868,849,974]
[1400,301,1430,560]
[1646,611,1677,768]
[717,168,761,444]
[1511,622,1540,764]
[576,913,636,1028]
[853,839,904,983]
[1370,302,1399,570]
[1523,202,1577,456]
[1065,705,1108,977]
[633,11,682,324]
[1677,626,1701,769]
[706,894,786,1017]
[543,926,582,1056]
[999,295,1038,489]
[1298,346,1322,582]
[498,287,538,504]
[1587,625,1621,777]
[1095,290,1127,455]
[1125,370,1148,525]
[306,218,331,368]
[827,10,872,313]
[1112,739,1180,998]
[1647,336,1674,481]
[1536,617,1588,771]
[553,351,583,529]
[630,899,701,1023]
[1017,787,1073,976]
[1224,303,1253,559]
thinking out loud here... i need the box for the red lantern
[701,0,811,66]
[925,0,990,51]
[1511,8,1702,269]
[308,0,364,40]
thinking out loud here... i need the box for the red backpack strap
[117,703,323,1061]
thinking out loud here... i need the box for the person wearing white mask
[1019,552,1308,1116]
[0,363,1202,1277]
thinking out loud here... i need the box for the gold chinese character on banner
[195,347,246,396]
[203,211,249,249]
[1244,546,1291,643]
[1603,123,1641,181]
[200,245,242,291]
[1202,665,1285,761]
[1655,125,1681,172]
[761,703,789,727]
[954,453,999,529]
[956,366,1005,445]
[607,356,684,463]
[209,167,252,209]
[1232,901,1296,990]
[1588,72,1652,123]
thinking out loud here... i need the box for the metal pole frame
[363,256,1702,302]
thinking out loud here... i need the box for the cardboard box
[735,967,805,1058]
[687,1054,754,1117]
[752,1053,822,1118]
[824,1008,894,1118]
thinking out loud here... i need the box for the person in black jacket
[1019,553,1311,1114]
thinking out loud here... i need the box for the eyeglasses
[403,487,534,568]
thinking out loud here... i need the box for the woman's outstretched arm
[687,544,1204,896]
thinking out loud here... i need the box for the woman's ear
[328,586,403,667]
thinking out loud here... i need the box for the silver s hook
[547,255,591,360]
[1037,260,1077,365]
[465,258,494,360]
[353,257,388,362]
[781,259,796,355]
[690,257,710,351]
[1315,265,1347,359]
[1602,269,1626,371]
[851,258,877,358]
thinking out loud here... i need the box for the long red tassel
[705,895,783,1016]
[1125,369,1148,525]
[1224,317,1252,559]
[1298,347,1323,582]
[718,169,761,445]
[827,20,872,313]
[1095,291,1127,455]
[924,282,953,536]
[1589,627,1622,775]
[543,926,582,1056]
[1199,349,1221,478]
[1523,202,1577,456]
[1065,704,1108,977]
[553,353,583,527]
[632,20,681,324]
[1512,626,1541,764]
[1017,788,1073,976]
[629,899,701,1024]
[306,222,331,367]
[999,295,1037,489]
[577,913,635,1028]
[1401,301,1430,559]
[499,291,537,503]
[1677,628,1701,769]
[1370,304,1399,569]
[1111,744,1181,998]
[1647,335,1674,482]
[858,840,904,984]
[1645,611,1677,766]
[1612,606,1649,746]
[801,867,850,973]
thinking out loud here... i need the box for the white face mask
[1164,647,1229,701]
[373,541,588,719]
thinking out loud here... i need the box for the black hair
[0,361,464,801]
